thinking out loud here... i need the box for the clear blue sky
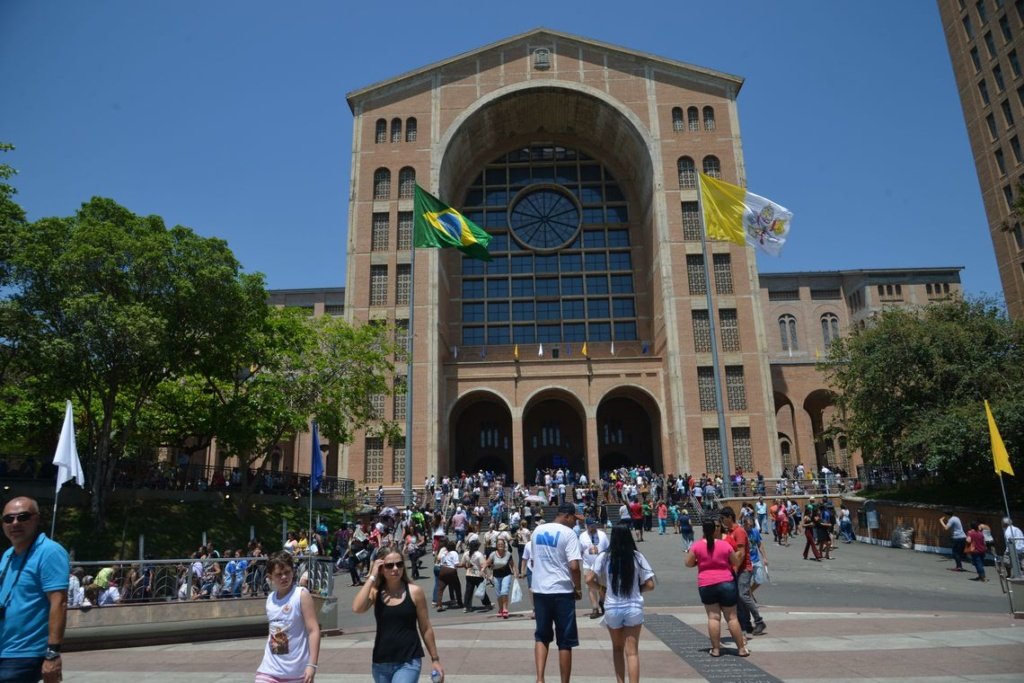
[0,1,1001,301]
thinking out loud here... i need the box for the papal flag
[699,173,792,256]
[414,185,492,261]
[986,400,1015,476]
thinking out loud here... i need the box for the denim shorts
[698,579,738,607]
[604,606,644,629]
[493,573,513,596]
[533,592,579,649]
[0,657,44,683]
[371,657,421,683]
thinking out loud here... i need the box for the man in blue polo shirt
[1,496,70,683]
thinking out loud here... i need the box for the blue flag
[310,422,324,492]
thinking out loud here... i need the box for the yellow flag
[985,400,1014,476]
[513,344,519,361]
[581,341,588,357]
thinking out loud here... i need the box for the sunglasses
[382,562,403,570]
[2,512,36,524]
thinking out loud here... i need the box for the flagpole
[696,174,732,497]
[50,490,59,538]
[403,239,416,508]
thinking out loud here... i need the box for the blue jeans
[0,656,43,683]
[372,657,421,683]
[971,552,986,579]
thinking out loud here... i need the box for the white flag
[610,341,616,356]
[538,343,544,357]
[53,400,85,493]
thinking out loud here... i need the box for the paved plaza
[64,530,1024,682]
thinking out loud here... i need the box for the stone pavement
[63,529,1024,681]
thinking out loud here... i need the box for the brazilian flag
[413,184,492,262]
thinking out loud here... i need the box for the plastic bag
[510,578,523,604]
[473,581,486,601]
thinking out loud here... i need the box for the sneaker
[752,623,766,636]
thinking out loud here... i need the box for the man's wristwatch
[44,645,61,661]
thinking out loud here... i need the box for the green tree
[823,298,1024,484]
[0,197,267,529]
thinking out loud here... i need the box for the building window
[978,0,989,23]
[375,119,387,144]
[672,107,684,132]
[364,437,384,484]
[393,377,407,420]
[396,264,411,306]
[779,314,798,352]
[370,393,385,419]
[1003,99,1015,126]
[963,15,975,39]
[725,366,746,411]
[373,168,391,200]
[780,439,792,471]
[1001,14,1013,41]
[971,46,982,71]
[390,118,402,143]
[371,213,389,251]
[687,254,707,295]
[712,253,733,295]
[397,212,413,250]
[325,304,344,316]
[979,79,991,105]
[678,156,696,189]
[988,113,1000,139]
[995,64,1006,92]
[405,117,417,142]
[810,288,841,300]
[719,308,740,352]
[391,437,406,484]
[395,318,409,350]
[732,427,752,472]
[821,313,840,348]
[997,147,1007,175]
[703,428,722,475]
[682,202,701,240]
[1013,222,1024,250]
[703,106,716,131]
[1017,0,1024,24]
[1005,184,1015,209]
[688,106,700,131]
[692,309,712,353]
[697,367,716,411]
[398,167,416,199]
[370,265,388,306]
[768,289,800,301]
[985,31,998,58]
[1011,50,1022,77]
[702,155,721,179]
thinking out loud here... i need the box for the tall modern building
[223,30,961,489]
[938,0,1024,318]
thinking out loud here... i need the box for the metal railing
[66,556,335,608]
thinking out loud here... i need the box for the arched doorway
[449,391,514,477]
[596,389,662,474]
[523,389,586,481]
[803,389,838,471]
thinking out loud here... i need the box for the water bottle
[430,669,442,683]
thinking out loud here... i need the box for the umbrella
[380,506,397,517]
[524,494,547,503]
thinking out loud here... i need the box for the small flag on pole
[641,340,650,354]
[310,422,324,492]
[699,173,792,256]
[53,400,85,493]
[581,341,589,358]
[414,185,492,261]
[538,343,544,357]
[514,344,519,361]
[610,341,616,356]
[986,400,1015,477]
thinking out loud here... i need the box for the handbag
[510,577,523,604]
[963,539,976,554]
[355,549,369,561]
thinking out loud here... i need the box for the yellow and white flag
[699,173,792,256]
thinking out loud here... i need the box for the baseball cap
[557,503,585,520]
[585,518,598,526]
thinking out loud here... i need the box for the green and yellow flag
[414,185,492,261]
[985,400,1015,477]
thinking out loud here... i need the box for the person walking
[678,509,694,552]
[940,511,968,572]
[579,518,609,619]
[435,541,462,612]
[486,537,518,619]
[801,506,822,561]
[656,501,669,536]
[720,506,767,637]
[529,503,584,683]
[256,552,321,683]
[352,549,444,683]
[685,519,747,658]
[586,523,655,683]
[462,539,492,613]
[0,496,70,683]
[965,522,989,582]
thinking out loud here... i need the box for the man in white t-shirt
[1003,517,1024,575]
[529,502,583,683]
[579,518,609,619]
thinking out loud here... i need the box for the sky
[0,1,1002,302]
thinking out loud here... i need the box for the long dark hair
[607,523,637,598]
[703,520,717,554]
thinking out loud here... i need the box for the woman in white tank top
[256,552,321,683]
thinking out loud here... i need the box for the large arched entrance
[522,389,586,481]
[596,388,662,474]
[803,389,839,471]
[449,391,514,477]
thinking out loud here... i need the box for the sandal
[589,608,601,619]
[709,648,722,657]
[737,647,751,657]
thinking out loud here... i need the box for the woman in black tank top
[352,549,445,682]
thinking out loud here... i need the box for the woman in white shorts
[586,522,655,683]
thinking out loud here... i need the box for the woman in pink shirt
[685,519,748,657]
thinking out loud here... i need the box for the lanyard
[0,537,38,609]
